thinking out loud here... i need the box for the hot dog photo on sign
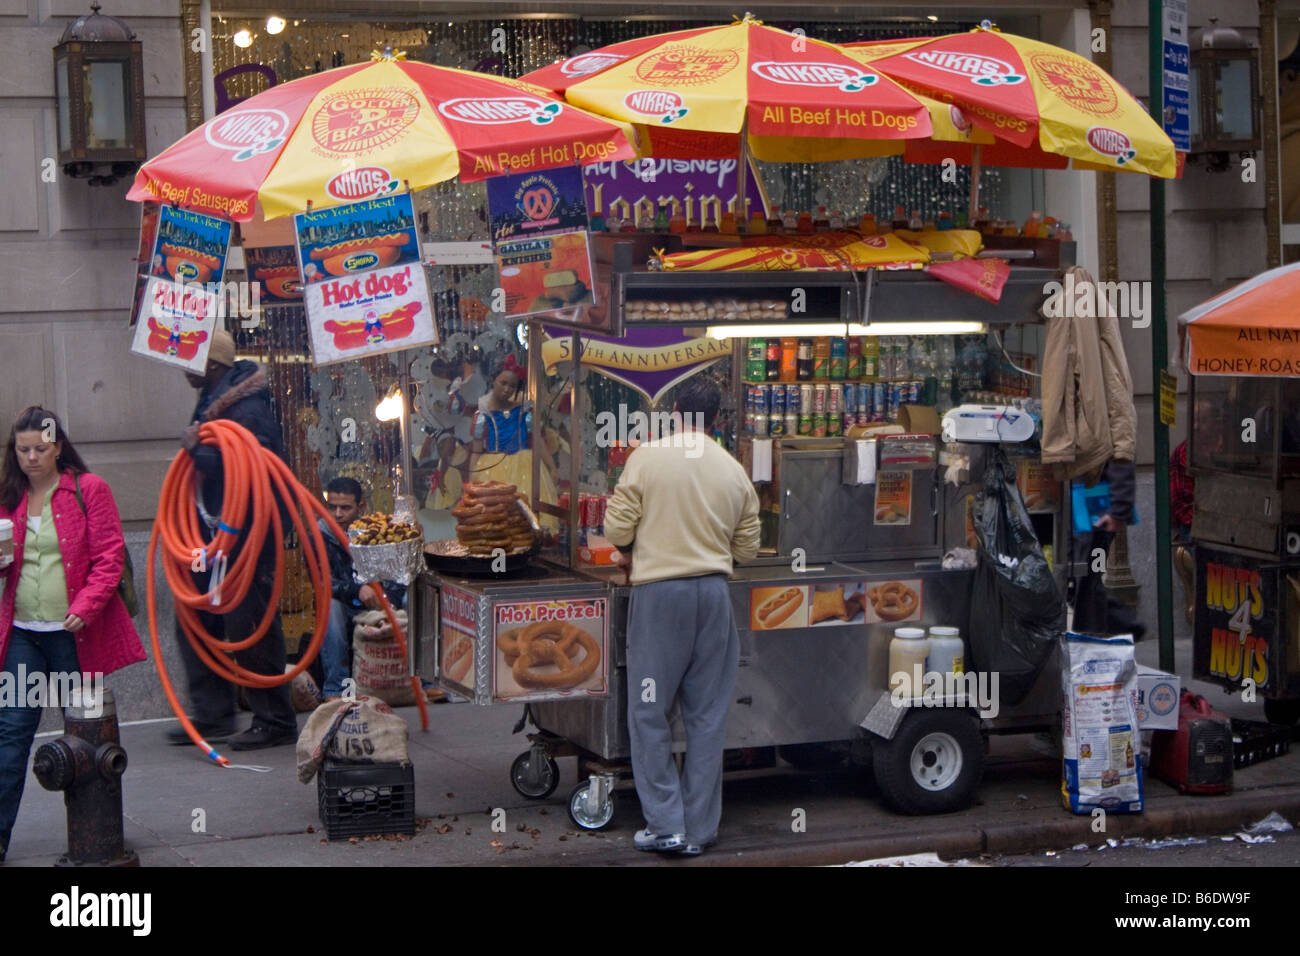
[749,586,809,630]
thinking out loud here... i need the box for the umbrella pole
[968,144,982,223]
[736,117,750,231]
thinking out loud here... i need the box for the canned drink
[887,383,903,422]
[753,412,770,436]
[799,383,814,414]
[743,411,754,434]
[828,383,842,415]
[857,408,872,427]
[811,413,828,438]
[769,414,785,437]
[844,384,858,416]
[872,382,886,418]
[858,382,873,416]
[905,380,922,405]
[771,383,787,416]
[755,384,771,415]
[827,411,843,436]
[785,412,798,436]
[813,383,828,413]
[797,413,812,436]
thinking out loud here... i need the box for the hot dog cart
[1186,373,1300,725]
[415,238,1075,825]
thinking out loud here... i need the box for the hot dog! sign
[294,193,437,365]
[1194,549,1275,691]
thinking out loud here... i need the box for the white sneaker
[634,828,685,852]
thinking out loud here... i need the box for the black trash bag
[968,448,1066,706]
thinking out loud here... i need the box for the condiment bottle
[1022,210,1042,238]
[814,206,830,230]
[829,209,845,231]
[782,208,798,231]
[720,211,738,234]
[859,212,877,235]
[926,627,964,676]
[797,211,814,234]
[892,205,908,231]
[749,213,768,235]
[653,202,670,232]
[889,627,930,698]
[937,211,954,231]
[909,209,923,231]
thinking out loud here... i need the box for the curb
[689,787,1300,867]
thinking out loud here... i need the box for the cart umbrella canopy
[125,52,638,222]
[841,24,1177,179]
[521,15,934,162]
[1178,261,1300,377]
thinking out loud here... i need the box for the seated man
[319,477,405,701]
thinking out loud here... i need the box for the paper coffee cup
[0,518,12,560]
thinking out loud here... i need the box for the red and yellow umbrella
[841,25,1177,178]
[126,51,638,221]
[522,16,935,163]
[1179,262,1300,377]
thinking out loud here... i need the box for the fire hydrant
[32,688,139,867]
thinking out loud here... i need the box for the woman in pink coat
[0,407,145,862]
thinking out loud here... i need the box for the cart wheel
[510,750,560,800]
[568,781,615,830]
[872,710,984,815]
[1264,698,1300,726]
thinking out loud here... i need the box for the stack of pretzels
[450,481,535,557]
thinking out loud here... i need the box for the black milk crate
[1230,719,1292,770]
[317,760,415,840]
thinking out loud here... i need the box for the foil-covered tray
[349,536,425,586]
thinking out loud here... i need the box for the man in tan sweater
[603,377,760,856]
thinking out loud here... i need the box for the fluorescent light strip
[848,322,987,336]
[707,323,848,339]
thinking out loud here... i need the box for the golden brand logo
[1028,53,1119,115]
[902,50,1024,85]
[311,89,421,153]
[634,45,739,86]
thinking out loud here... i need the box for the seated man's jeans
[321,590,411,699]
[321,599,355,699]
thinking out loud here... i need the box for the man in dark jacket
[167,331,298,749]
[1071,459,1145,641]
[318,477,404,700]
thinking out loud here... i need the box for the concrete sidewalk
[6,675,1300,867]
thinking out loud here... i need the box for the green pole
[1149,0,1175,672]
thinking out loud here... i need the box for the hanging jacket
[0,470,146,675]
[1040,265,1138,480]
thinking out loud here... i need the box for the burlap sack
[352,609,415,706]
[296,696,410,784]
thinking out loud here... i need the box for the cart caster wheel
[568,780,615,830]
[1264,698,1300,726]
[510,750,559,799]
[871,710,984,815]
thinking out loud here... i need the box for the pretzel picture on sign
[493,600,607,699]
[865,579,922,623]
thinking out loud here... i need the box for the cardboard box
[899,405,941,435]
[1134,666,1181,731]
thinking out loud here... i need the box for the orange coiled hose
[146,419,426,765]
